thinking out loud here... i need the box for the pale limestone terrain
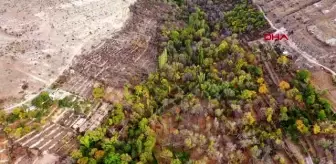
[0,0,136,109]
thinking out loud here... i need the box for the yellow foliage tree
[277,55,289,66]
[257,77,264,84]
[246,54,256,64]
[313,124,321,134]
[244,112,256,125]
[279,80,290,91]
[321,125,336,134]
[71,149,83,159]
[296,120,308,134]
[258,84,269,94]
[266,108,274,122]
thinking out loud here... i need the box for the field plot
[57,0,172,98]
[11,122,76,164]
[11,103,111,163]
[256,0,336,71]
[76,103,110,132]
[0,0,136,109]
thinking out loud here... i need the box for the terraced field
[10,101,110,163]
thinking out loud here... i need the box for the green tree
[240,89,256,100]
[159,48,168,69]
[318,110,326,120]
[79,128,106,148]
[104,152,121,164]
[0,110,7,123]
[31,91,53,109]
[296,70,311,83]
[279,106,289,121]
[306,95,316,105]
[171,159,182,164]
[217,40,229,54]
[109,104,125,125]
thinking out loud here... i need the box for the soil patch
[311,70,336,110]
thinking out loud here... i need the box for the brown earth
[311,70,336,110]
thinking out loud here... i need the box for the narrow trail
[15,68,49,84]
[257,5,336,76]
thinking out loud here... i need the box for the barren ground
[0,0,136,109]
[255,0,336,72]
[56,0,172,100]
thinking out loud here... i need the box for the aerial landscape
[0,0,335,164]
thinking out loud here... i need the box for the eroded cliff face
[0,0,136,109]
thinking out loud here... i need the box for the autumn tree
[277,55,289,66]
[296,120,308,134]
[93,87,104,99]
[258,84,269,94]
[279,80,290,91]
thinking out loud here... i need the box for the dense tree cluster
[59,95,93,114]
[31,91,53,109]
[225,1,267,33]
[279,70,336,140]
[0,92,55,138]
[71,0,336,163]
